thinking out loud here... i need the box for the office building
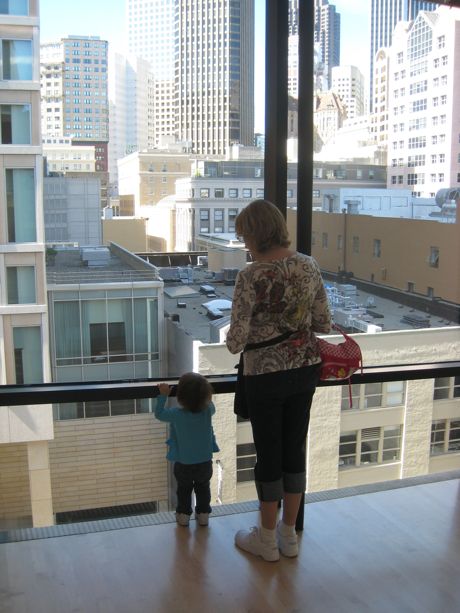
[370,0,437,111]
[108,53,154,185]
[314,0,341,89]
[0,0,54,528]
[40,35,109,144]
[386,7,460,197]
[44,175,102,246]
[127,0,255,155]
[331,65,365,119]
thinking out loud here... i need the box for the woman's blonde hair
[176,372,213,413]
[235,199,291,253]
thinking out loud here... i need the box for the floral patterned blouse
[226,253,332,376]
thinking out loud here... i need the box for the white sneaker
[195,512,209,526]
[235,527,280,562]
[175,512,190,527]
[276,522,298,557]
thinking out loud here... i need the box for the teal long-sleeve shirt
[154,395,219,464]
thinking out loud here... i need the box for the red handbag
[317,324,363,407]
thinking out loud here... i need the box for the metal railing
[1,361,459,531]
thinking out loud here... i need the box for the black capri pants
[244,364,320,502]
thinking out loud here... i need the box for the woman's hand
[158,383,170,396]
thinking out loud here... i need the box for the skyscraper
[314,0,341,89]
[40,35,109,144]
[370,0,437,111]
[127,0,255,155]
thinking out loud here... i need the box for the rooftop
[162,268,458,344]
[46,245,160,285]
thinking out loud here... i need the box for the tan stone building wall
[48,415,170,514]
[102,218,149,252]
[288,209,460,305]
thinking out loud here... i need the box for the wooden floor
[1,478,459,613]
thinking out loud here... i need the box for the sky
[40,0,371,132]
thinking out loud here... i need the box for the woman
[226,199,331,562]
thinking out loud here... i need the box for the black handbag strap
[244,331,294,352]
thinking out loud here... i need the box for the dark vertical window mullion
[297,0,314,255]
[264,0,288,217]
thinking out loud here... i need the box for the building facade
[331,65,365,119]
[127,0,255,155]
[370,0,437,111]
[44,175,102,246]
[314,0,341,89]
[386,7,460,198]
[108,53,154,185]
[0,0,54,528]
[40,35,109,144]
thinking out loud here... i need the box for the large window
[1,39,32,79]
[13,326,43,384]
[0,1,29,15]
[54,398,150,420]
[6,266,35,304]
[6,168,36,242]
[339,426,402,468]
[431,420,460,455]
[433,377,460,400]
[1,104,31,143]
[53,297,159,366]
[342,382,405,411]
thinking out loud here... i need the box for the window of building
[256,188,264,198]
[373,239,381,258]
[342,382,405,411]
[6,168,35,242]
[236,442,256,482]
[322,232,328,248]
[0,1,29,15]
[339,426,402,468]
[1,39,32,79]
[431,420,460,455]
[0,104,31,143]
[53,297,159,367]
[214,188,224,198]
[407,173,424,185]
[429,246,439,268]
[228,188,238,198]
[242,188,252,198]
[313,189,320,198]
[337,234,343,250]
[13,326,43,384]
[228,208,238,232]
[352,236,359,254]
[199,208,210,232]
[214,208,224,233]
[6,266,35,304]
[200,188,209,198]
[433,377,460,400]
[89,322,126,362]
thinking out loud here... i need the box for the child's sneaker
[195,512,209,526]
[276,521,298,557]
[235,526,280,562]
[175,512,190,527]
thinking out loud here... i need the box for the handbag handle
[331,323,354,342]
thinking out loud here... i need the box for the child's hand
[158,383,170,396]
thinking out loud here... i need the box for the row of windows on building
[237,377,460,481]
[312,232,440,268]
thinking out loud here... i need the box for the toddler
[155,372,219,527]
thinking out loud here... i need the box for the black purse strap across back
[244,331,294,352]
